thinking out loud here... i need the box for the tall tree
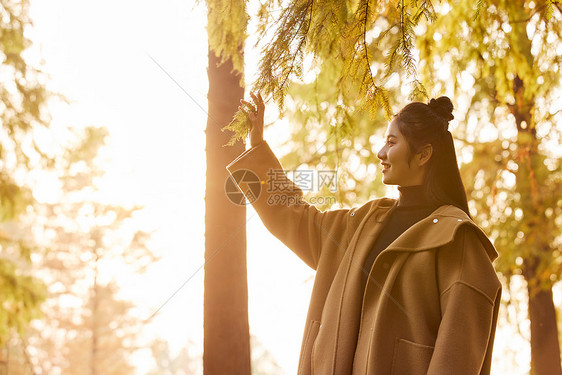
[22,126,156,375]
[223,0,561,373]
[204,1,250,374]
[0,0,54,351]
[418,2,562,374]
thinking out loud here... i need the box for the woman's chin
[381,175,392,185]
[381,174,400,186]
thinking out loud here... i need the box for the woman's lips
[382,163,390,172]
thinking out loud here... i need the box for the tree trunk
[512,71,562,375]
[203,47,250,375]
[92,254,99,375]
[528,286,562,375]
[524,259,562,375]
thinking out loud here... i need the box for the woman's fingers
[239,99,256,113]
[249,92,258,113]
[240,99,254,109]
[240,92,265,125]
[249,91,265,112]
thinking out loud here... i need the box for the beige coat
[227,141,501,375]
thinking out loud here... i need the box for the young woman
[227,92,501,375]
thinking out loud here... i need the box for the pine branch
[222,0,314,146]
[474,0,485,21]
[362,0,392,117]
[399,0,416,77]
[341,0,392,118]
[207,0,248,72]
[221,108,251,147]
[255,0,314,109]
[408,79,428,101]
[278,1,314,101]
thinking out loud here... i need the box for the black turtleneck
[361,185,437,287]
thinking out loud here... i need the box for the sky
[23,0,561,374]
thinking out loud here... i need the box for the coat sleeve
[226,141,352,270]
[428,225,502,375]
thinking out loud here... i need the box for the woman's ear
[416,144,433,166]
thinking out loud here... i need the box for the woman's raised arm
[228,92,354,270]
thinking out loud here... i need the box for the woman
[227,92,501,375]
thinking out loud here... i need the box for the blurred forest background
[0,0,560,374]
[0,0,165,372]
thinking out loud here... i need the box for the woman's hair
[395,96,472,218]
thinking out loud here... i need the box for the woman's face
[377,119,428,187]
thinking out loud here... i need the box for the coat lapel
[383,205,499,261]
[352,199,398,254]
[355,203,498,264]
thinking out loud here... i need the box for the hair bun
[428,96,454,123]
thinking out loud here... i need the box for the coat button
[433,218,438,223]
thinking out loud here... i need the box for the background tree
[147,338,200,375]
[250,335,284,375]
[0,0,55,353]
[418,2,561,374]
[224,0,562,373]
[204,1,251,374]
[20,126,157,375]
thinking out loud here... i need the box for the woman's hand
[239,91,265,147]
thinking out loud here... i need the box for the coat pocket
[390,338,434,375]
[298,320,321,375]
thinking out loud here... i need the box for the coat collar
[362,199,498,261]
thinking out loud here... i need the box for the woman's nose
[377,145,386,160]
